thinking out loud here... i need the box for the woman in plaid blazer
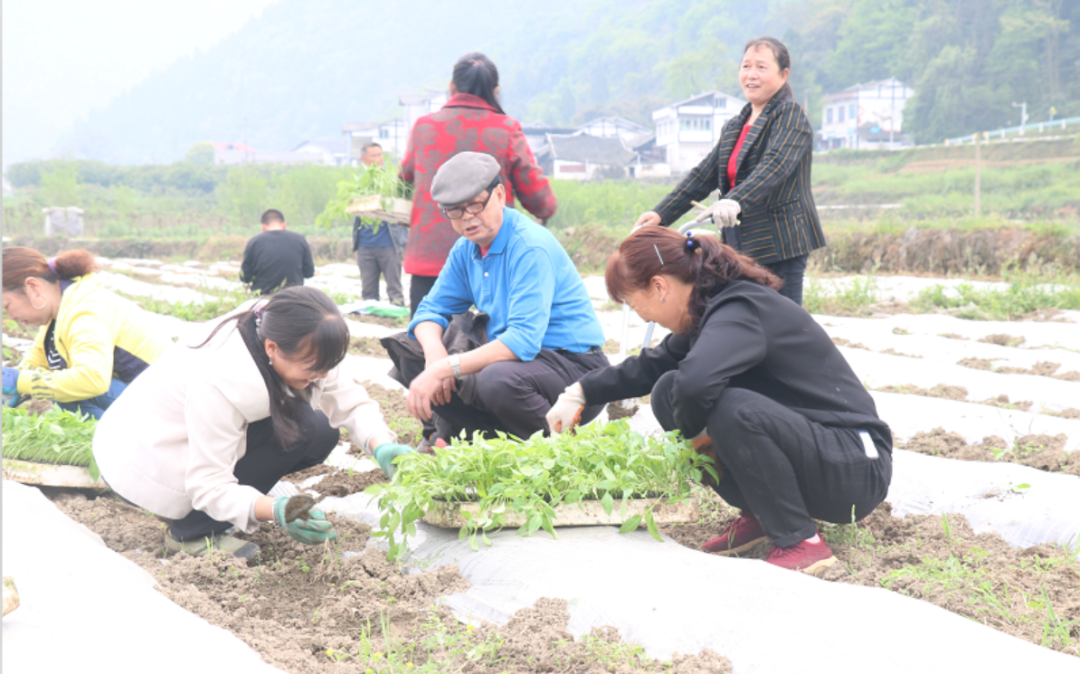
[636,37,824,305]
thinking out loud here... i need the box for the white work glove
[546,382,586,434]
[695,199,741,228]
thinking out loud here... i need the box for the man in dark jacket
[240,209,315,295]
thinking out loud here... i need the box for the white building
[575,116,649,142]
[400,89,449,133]
[290,138,349,165]
[652,90,745,173]
[341,120,409,163]
[820,78,913,150]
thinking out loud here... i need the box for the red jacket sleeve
[507,123,557,221]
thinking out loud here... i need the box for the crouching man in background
[394,152,608,448]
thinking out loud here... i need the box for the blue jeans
[56,378,128,420]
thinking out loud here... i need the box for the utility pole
[243,118,249,164]
[889,79,896,147]
[973,133,981,217]
[1011,102,1028,135]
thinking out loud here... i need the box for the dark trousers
[765,254,809,306]
[166,407,340,541]
[409,275,438,317]
[398,347,610,441]
[357,245,404,304]
[56,377,127,420]
[651,373,891,548]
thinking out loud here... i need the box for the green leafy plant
[366,420,717,560]
[2,407,99,478]
[316,162,413,229]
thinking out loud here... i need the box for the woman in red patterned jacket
[399,52,557,315]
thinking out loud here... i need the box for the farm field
[3,255,1080,673]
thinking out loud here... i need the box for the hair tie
[686,232,701,253]
[253,304,264,328]
[47,258,58,275]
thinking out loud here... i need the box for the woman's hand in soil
[373,442,415,478]
[272,498,338,545]
[546,383,586,434]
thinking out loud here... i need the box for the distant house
[575,116,649,142]
[652,90,745,173]
[820,78,913,150]
[535,134,637,180]
[212,140,338,166]
[519,121,576,162]
[290,138,348,165]
[400,89,448,132]
[341,119,410,162]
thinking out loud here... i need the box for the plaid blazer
[655,96,825,265]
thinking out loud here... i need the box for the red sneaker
[766,535,836,576]
[702,512,767,555]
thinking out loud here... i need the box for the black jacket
[578,280,891,450]
[654,96,825,265]
[240,230,315,295]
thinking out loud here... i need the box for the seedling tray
[422,497,699,529]
[2,457,107,489]
[345,195,412,225]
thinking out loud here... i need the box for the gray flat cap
[431,152,501,206]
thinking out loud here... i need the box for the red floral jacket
[399,93,557,277]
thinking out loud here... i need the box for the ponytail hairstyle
[743,36,794,102]
[2,247,98,292]
[197,286,350,448]
[605,228,782,334]
[451,52,505,114]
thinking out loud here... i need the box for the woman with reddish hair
[546,228,892,576]
[1,247,169,418]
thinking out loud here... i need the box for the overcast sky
[2,0,282,167]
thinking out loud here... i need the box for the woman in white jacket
[93,286,414,557]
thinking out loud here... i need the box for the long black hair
[452,52,504,114]
[197,286,350,447]
[743,36,794,102]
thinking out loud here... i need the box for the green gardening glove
[272,497,338,545]
[373,442,415,479]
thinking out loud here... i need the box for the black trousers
[765,254,809,307]
[651,372,891,548]
[166,407,340,541]
[409,274,439,317]
[398,347,610,441]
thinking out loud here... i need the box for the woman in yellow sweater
[2,247,169,419]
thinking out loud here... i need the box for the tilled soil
[878,382,1035,412]
[662,500,1080,656]
[957,357,1080,381]
[900,428,1080,476]
[49,491,732,673]
[348,337,389,358]
[358,381,422,449]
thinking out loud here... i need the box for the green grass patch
[910,263,1080,320]
[803,274,882,316]
[2,407,99,478]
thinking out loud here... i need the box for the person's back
[240,210,315,295]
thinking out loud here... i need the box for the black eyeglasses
[439,191,494,220]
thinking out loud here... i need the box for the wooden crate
[345,195,412,225]
[2,458,107,489]
[421,497,699,529]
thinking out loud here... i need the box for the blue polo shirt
[409,207,604,361]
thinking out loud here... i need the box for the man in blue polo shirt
[400,152,609,443]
